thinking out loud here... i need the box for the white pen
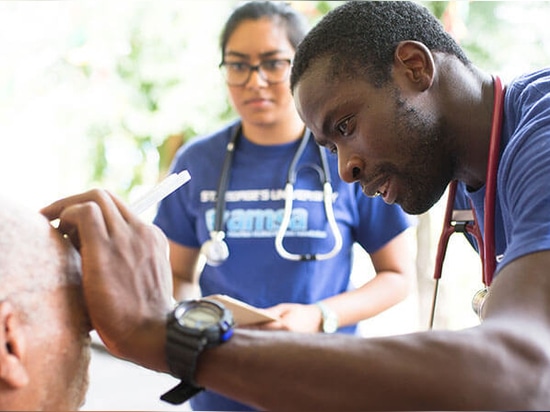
[130,170,191,214]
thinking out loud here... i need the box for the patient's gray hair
[0,195,81,323]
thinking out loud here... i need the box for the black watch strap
[165,325,207,384]
[160,381,202,405]
[160,299,234,405]
[161,321,207,405]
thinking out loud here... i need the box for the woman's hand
[250,303,322,333]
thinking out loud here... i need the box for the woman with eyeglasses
[153,2,416,410]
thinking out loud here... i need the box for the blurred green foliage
[114,0,550,198]
[2,1,550,204]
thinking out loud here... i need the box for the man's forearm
[194,325,541,410]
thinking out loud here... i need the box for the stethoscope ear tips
[200,231,230,266]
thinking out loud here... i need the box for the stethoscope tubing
[274,129,342,261]
[207,123,343,264]
[213,129,238,232]
[483,75,505,285]
[430,75,505,326]
[274,180,343,261]
[434,75,504,287]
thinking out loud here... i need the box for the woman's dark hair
[220,1,309,63]
[291,1,471,89]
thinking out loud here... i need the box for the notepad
[204,294,279,326]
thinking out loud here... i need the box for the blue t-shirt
[154,121,413,411]
[455,68,550,278]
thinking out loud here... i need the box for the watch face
[176,301,222,330]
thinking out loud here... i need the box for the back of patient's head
[0,195,81,321]
[0,195,89,411]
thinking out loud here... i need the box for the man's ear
[0,301,29,388]
[393,41,435,91]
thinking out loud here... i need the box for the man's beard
[390,94,454,215]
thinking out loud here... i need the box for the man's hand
[41,189,173,373]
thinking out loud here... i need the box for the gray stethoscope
[200,123,343,266]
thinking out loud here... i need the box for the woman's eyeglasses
[219,59,292,86]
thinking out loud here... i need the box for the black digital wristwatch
[160,298,234,405]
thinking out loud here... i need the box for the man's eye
[336,116,355,136]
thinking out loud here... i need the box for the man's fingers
[108,190,141,225]
[57,201,111,250]
[41,189,130,237]
[40,190,103,220]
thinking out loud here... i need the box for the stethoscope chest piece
[200,231,230,267]
[471,287,489,320]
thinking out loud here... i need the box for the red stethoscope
[429,75,505,327]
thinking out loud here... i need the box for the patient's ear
[0,301,29,388]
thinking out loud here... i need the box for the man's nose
[338,155,362,183]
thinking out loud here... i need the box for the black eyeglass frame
[218,59,292,86]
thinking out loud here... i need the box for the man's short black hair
[291,1,470,89]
